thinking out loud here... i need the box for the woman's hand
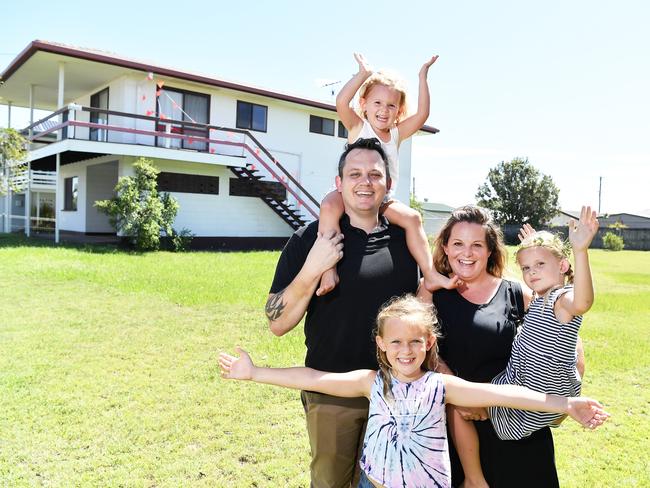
[567,396,609,429]
[219,347,255,380]
[455,405,489,421]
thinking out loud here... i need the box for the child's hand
[569,206,599,252]
[419,55,439,78]
[518,223,536,242]
[219,347,255,381]
[424,271,463,293]
[566,396,610,430]
[354,53,372,75]
[305,231,344,280]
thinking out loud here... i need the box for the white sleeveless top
[357,119,400,192]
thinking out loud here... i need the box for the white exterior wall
[58,160,87,232]
[86,161,119,232]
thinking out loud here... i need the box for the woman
[419,205,559,488]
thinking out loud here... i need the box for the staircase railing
[22,105,321,219]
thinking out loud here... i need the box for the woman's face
[443,222,492,282]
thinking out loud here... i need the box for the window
[156,87,210,151]
[236,101,267,132]
[309,115,335,136]
[90,88,109,142]
[158,173,219,195]
[229,178,286,201]
[338,121,348,139]
[64,176,78,211]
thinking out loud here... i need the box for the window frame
[236,101,268,132]
[63,176,78,211]
[309,115,335,136]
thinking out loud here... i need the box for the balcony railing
[10,170,57,191]
[23,105,319,219]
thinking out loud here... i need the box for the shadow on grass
[0,233,134,255]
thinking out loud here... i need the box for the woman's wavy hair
[432,205,507,278]
[374,295,440,400]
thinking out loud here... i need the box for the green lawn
[1,235,648,487]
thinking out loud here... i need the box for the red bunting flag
[146,110,154,116]
[141,94,147,101]
[160,113,167,120]
[147,72,154,81]
[210,147,215,154]
[156,90,161,98]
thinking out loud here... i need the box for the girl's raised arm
[219,347,375,398]
[558,206,599,316]
[443,375,609,430]
[396,54,438,142]
[336,53,371,136]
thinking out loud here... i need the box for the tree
[0,128,28,195]
[476,157,560,227]
[95,157,179,251]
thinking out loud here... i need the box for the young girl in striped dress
[451,206,600,488]
[219,294,607,488]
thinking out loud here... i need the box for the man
[266,138,419,487]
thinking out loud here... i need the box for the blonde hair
[432,205,508,278]
[516,231,574,285]
[359,71,409,124]
[375,295,440,399]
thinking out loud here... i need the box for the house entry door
[90,88,109,142]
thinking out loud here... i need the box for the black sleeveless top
[434,280,523,382]
[433,280,559,488]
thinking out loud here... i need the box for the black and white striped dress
[489,285,582,441]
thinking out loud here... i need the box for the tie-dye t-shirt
[359,371,451,488]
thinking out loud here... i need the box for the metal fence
[503,225,650,251]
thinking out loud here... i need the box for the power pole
[598,176,603,215]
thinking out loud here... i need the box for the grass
[1,234,649,487]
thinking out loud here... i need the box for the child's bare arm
[396,55,438,142]
[219,347,375,398]
[336,53,371,136]
[318,191,344,235]
[443,375,609,430]
[558,206,599,317]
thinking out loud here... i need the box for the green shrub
[602,231,625,251]
[95,158,179,251]
[170,228,195,252]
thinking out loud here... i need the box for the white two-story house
[0,40,438,248]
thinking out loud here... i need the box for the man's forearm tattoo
[265,290,287,321]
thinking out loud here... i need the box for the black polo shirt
[270,214,419,372]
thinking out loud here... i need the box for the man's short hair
[337,138,390,180]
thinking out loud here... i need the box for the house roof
[0,40,440,134]
[422,202,454,213]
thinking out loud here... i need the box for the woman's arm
[336,53,371,136]
[219,347,375,398]
[396,55,438,142]
[443,375,609,429]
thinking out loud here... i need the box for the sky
[1,0,648,215]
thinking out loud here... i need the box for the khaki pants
[301,391,369,488]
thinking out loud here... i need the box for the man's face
[335,148,390,214]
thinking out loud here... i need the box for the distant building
[598,213,650,230]
[421,201,454,237]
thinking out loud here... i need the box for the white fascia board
[27,140,248,167]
